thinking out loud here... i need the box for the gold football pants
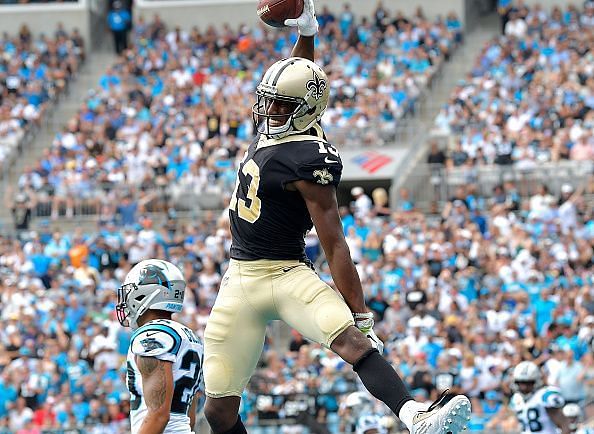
[203,259,354,398]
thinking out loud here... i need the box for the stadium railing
[401,161,594,211]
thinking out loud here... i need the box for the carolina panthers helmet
[512,361,541,396]
[356,414,387,434]
[252,57,330,139]
[116,259,186,329]
[345,391,374,410]
[562,403,582,431]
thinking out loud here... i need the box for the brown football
[257,0,304,28]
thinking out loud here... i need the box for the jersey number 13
[230,159,261,223]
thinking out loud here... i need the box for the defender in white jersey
[509,361,570,434]
[117,259,204,434]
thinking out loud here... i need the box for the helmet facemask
[252,90,311,139]
[514,380,536,398]
[116,282,161,329]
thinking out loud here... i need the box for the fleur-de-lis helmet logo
[306,72,327,100]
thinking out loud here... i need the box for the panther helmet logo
[313,168,333,185]
[306,72,327,100]
[139,264,170,290]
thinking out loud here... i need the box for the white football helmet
[562,403,582,431]
[252,57,330,139]
[116,259,186,329]
[512,361,542,396]
[356,414,387,434]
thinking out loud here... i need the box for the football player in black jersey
[202,1,471,433]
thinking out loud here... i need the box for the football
[257,0,304,28]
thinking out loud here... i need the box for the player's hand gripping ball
[257,0,305,28]
[258,0,319,36]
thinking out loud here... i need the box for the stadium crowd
[433,1,594,168]
[1,2,594,434]
[1,175,593,432]
[0,23,84,172]
[12,5,462,220]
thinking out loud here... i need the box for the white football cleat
[411,392,471,434]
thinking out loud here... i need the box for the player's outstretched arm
[294,180,366,312]
[286,0,317,61]
[137,355,174,434]
[547,407,571,434]
[290,35,314,62]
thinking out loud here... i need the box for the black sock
[353,349,413,414]
[221,417,247,434]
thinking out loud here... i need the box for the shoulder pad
[130,323,182,362]
[540,387,564,408]
[292,140,343,187]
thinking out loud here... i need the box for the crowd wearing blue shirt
[0,25,84,167]
[2,2,594,433]
[14,5,462,221]
[1,170,593,432]
[434,2,593,168]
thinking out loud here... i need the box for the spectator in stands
[351,186,372,220]
[427,141,447,166]
[107,1,131,54]
[554,350,586,405]
[6,189,34,234]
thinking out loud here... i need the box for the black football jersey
[229,127,342,261]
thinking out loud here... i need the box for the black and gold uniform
[229,126,341,261]
[204,126,354,399]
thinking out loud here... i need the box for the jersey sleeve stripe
[542,390,560,400]
[131,324,182,355]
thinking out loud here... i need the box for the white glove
[354,312,384,354]
[284,0,319,37]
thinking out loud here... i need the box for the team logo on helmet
[138,264,170,289]
[306,72,327,100]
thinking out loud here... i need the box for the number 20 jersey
[126,319,204,434]
[510,386,565,434]
[230,127,343,261]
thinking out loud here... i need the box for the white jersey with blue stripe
[510,386,565,434]
[126,319,204,434]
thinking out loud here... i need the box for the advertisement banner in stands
[340,148,408,181]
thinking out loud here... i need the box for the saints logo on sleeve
[313,168,334,185]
